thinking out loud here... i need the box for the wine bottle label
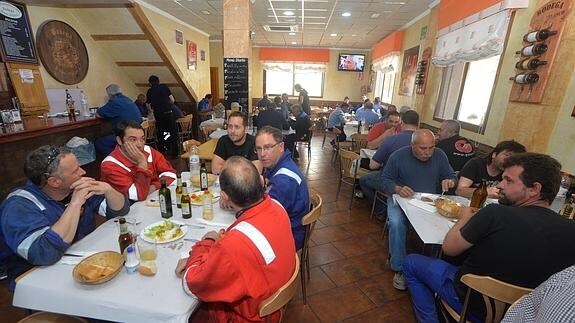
[522,46,535,56]
[160,196,167,212]
[516,75,527,83]
[182,203,190,215]
[525,32,538,43]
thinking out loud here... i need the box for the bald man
[380,129,457,291]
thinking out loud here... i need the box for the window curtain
[261,62,326,73]
[432,9,511,66]
[373,53,399,73]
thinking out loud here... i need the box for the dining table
[12,180,237,323]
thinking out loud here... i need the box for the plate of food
[72,251,124,284]
[140,220,188,243]
[434,197,462,218]
[189,190,220,206]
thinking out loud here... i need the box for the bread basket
[190,173,217,188]
[434,198,461,218]
[72,251,124,284]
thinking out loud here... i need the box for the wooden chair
[351,133,368,154]
[321,125,337,149]
[18,312,88,323]
[441,274,533,323]
[258,253,300,322]
[141,119,157,147]
[291,125,315,163]
[201,124,220,142]
[336,148,369,210]
[176,115,194,148]
[300,194,323,304]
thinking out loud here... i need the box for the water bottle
[124,245,139,274]
[189,145,200,182]
[80,90,89,116]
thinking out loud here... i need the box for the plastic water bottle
[80,90,89,117]
[189,145,200,181]
[124,245,139,274]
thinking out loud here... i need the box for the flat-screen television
[338,53,365,72]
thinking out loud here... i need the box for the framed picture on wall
[398,45,420,97]
[200,50,205,61]
[175,30,183,45]
[187,40,197,70]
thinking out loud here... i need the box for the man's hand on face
[69,177,97,208]
[123,142,147,168]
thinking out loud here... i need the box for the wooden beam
[128,4,197,101]
[91,34,148,41]
[116,61,166,67]
[135,83,181,88]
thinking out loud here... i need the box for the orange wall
[259,48,330,62]
[372,31,404,60]
[438,0,501,29]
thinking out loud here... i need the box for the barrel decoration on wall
[36,20,89,85]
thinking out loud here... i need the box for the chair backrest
[202,124,220,140]
[176,115,193,134]
[459,274,533,323]
[141,120,149,136]
[351,133,368,152]
[302,194,322,226]
[338,148,361,179]
[182,139,202,153]
[258,253,300,318]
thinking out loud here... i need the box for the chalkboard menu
[223,57,249,111]
[0,1,37,64]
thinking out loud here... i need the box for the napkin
[409,199,437,213]
[196,219,230,228]
[57,251,98,265]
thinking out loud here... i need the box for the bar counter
[0,116,112,200]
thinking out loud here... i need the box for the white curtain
[261,62,293,72]
[373,53,399,73]
[261,62,326,73]
[432,9,511,66]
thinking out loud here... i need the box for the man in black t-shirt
[403,153,575,323]
[294,84,310,115]
[436,120,475,171]
[456,140,525,199]
[146,75,178,156]
[211,111,261,175]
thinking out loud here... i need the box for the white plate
[140,220,188,243]
[189,190,221,206]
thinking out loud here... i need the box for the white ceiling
[139,0,437,49]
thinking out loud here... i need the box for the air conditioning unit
[263,25,298,32]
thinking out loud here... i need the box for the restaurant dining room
[2,0,575,322]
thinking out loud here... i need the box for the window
[375,70,396,104]
[434,55,501,132]
[264,63,324,97]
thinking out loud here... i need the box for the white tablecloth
[13,184,236,323]
[200,118,225,128]
[393,194,471,245]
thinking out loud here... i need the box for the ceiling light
[384,1,406,4]
[370,13,380,19]
[342,12,351,17]
[330,33,337,37]
[291,41,297,45]
[283,11,295,16]
[288,32,296,35]
[200,10,210,15]
[352,34,357,37]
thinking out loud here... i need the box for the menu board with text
[0,1,37,63]
[223,57,249,111]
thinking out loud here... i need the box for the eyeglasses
[255,141,282,154]
[44,146,61,176]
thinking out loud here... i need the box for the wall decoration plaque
[0,1,37,63]
[36,20,88,85]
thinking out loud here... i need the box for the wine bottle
[181,185,191,219]
[515,57,547,70]
[516,43,548,57]
[175,175,182,208]
[200,162,209,191]
[523,29,557,43]
[470,180,488,209]
[159,178,173,218]
[510,72,539,84]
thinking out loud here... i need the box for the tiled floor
[0,134,417,322]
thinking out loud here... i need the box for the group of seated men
[350,103,575,322]
[0,103,313,321]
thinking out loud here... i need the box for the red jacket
[183,196,296,322]
[100,145,176,201]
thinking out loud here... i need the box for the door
[210,67,219,105]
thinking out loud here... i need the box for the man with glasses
[0,145,129,291]
[211,111,261,175]
[101,120,177,202]
[255,126,309,250]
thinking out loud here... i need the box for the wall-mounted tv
[338,53,365,72]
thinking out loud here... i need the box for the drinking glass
[137,239,158,275]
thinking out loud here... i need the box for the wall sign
[187,40,197,70]
[36,20,88,85]
[223,57,249,111]
[0,1,37,63]
[398,45,420,97]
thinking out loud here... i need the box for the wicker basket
[190,173,217,188]
[434,198,461,218]
[72,251,124,285]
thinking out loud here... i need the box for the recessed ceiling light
[370,13,380,19]
[384,1,406,4]
[330,33,337,37]
[200,10,210,15]
[283,11,295,16]
[288,32,296,36]
[352,34,357,37]
[342,12,351,17]
[291,41,297,45]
